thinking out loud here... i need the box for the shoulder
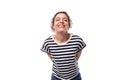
[71,34,83,40]
[44,36,53,41]
[70,33,86,44]
[42,35,53,45]
[70,33,86,48]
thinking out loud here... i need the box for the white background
[0,0,120,80]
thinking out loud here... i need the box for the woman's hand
[76,50,82,60]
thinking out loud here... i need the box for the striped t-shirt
[41,34,86,80]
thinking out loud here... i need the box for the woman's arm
[76,50,82,60]
[47,54,52,60]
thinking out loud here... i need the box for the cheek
[66,22,70,27]
[68,22,71,28]
[53,25,57,30]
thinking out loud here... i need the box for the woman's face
[53,13,70,33]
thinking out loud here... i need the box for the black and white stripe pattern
[41,34,86,80]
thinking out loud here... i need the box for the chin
[57,30,67,33]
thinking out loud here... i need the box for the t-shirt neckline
[52,33,72,45]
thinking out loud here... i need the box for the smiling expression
[52,13,70,33]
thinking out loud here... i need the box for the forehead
[55,13,68,18]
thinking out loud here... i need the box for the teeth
[58,25,64,27]
[59,25,64,28]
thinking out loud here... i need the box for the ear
[52,25,55,31]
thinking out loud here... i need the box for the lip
[58,24,65,28]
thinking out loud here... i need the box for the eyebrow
[55,17,68,19]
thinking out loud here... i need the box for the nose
[60,20,63,23]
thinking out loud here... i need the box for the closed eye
[64,19,68,22]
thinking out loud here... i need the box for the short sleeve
[40,40,50,54]
[77,37,86,52]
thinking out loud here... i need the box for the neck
[54,32,70,43]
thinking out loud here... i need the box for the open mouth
[58,24,65,28]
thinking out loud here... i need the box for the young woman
[41,11,86,80]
